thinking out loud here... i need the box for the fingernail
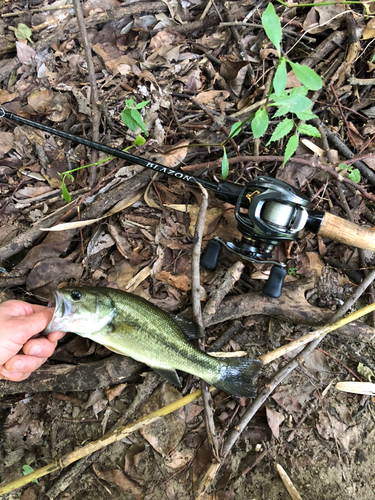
[29,345,42,356]
[12,360,24,370]
[55,332,65,341]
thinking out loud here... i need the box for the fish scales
[45,286,262,397]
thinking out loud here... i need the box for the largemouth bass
[45,287,262,397]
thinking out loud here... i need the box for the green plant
[338,162,361,184]
[59,98,150,202]
[223,3,323,177]
[287,267,300,278]
[22,465,38,484]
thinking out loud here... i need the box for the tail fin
[211,358,262,398]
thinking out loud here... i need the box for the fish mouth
[43,290,71,334]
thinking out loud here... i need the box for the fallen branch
[191,183,220,460]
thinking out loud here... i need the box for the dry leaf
[94,468,143,499]
[266,407,284,439]
[188,206,223,237]
[0,89,19,105]
[363,17,375,40]
[272,387,302,413]
[105,383,127,401]
[0,132,14,155]
[139,382,185,456]
[16,41,36,63]
[165,448,194,469]
[155,270,191,291]
[193,90,230,105]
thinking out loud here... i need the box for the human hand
[0,300,65,382]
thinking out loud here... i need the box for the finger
[0,300,49,318]
[47,331,66,343]
[5,309,55,342]
[3,355,48,374]
[0,369,32,382]
[23,337,60,358]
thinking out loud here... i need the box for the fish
[45,286,262,397]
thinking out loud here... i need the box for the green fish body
[45,287,262,397]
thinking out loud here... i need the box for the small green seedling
[338,163,361,184]
[59,98,149,202]
[22,465,38,484]
[14,23,33,44]
[223,3,323,178]
[287,267,300,279]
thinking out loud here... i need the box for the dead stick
[72,0,100,187]
[191,183,220,460]
[202,261,245,325]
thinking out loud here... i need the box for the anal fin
[153,367,182,387]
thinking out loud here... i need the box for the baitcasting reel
[201,177,322,298]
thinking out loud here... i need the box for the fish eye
[70,290,82,301]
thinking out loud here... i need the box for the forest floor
[1,0,375,499]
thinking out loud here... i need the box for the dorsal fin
[153,367,182,386]
[169,315,203,339]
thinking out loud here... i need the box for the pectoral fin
[153,367,182,387]
[102,344,126,355]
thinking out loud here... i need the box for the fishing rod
[1,107,374,298]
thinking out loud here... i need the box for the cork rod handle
[317,213,375,251]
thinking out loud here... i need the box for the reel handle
[317,213,375,251]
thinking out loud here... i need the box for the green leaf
[22,465,38,484]
[283,135,298,166]
[273,58,287,96]
[125,98,135,107]
[251,107,269,138]
[229,121,243,139]
[15,23,33,44]
[261,3,282,56]
[348,168,361,184]
[289,86,308,97]
[135,100,150,109]
[61,181,71,202]
[298,123,321,137]
[372,54,375,63]
[134,133,146,146]
[295,110,318,121]
[271,94,312,113]
[272,105,290,118]
[221,146,229,180]
[267,118,294,145]
[338,163,348,170]
[120,108,149,136]
[288,62,323,91]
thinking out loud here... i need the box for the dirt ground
[1,0,375,499]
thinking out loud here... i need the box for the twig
[72,0,101,187]
[202,262,245,325]
[191,97,239,151]
[191,183,220,460]
[276,464,303,500]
